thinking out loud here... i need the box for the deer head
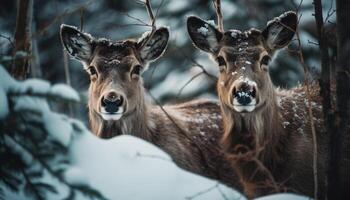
[60,25,169,122]
[187,12,297,114]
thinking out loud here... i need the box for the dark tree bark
[313,0,332,199]
[327,0,350,199]
[11,0,33,80]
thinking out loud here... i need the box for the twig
[0,34,15,49]
[138,0,157,49]
[185,182,220,200]
[135,152,171,162]
[294,8,319,199]
[176,72,203,99]
[213,0,224,32]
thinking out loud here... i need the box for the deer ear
[187,16,223,53]
[60,24,93,62]
[262,11,297,50]
[137,27,169,63]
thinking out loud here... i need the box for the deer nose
[233,82,257,106]
[101,92,124,113]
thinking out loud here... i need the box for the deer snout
[231,81,258,112]
[101,91,125,115]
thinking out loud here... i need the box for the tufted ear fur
[60,24,93,62]
[137,27,169,63]
[187,16,223,53]
[262,11,297,50]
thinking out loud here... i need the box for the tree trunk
[327,0,350,199]
[313,0,332,199]
[11,0,33,80]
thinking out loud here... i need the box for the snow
[206,20,216,27]
[64,167,90,187]
[197,26,209,36]
[237,76,257,87]
[69,133,243,200]
[237,91,250,97]
[256,193,309,200]
[230,30,242,38]
[20,79,51,94]
[43,112,72,147]
[245,61,252,65]
[0,86,9,119]
[13,96,50,113]
[0,64,18,92]
[50,84,80,101]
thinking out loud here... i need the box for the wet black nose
[233,83,256,106]
[101,92,124,113]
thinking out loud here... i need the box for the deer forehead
[220,46,264,64]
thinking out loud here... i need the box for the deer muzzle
[231,79,258,113]
[100,91,126,120]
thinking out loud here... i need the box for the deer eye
[131,65,143,78]
[216,56,226,66]
[88,66,97,76]
[260,55,271,66]
[216,56,226,72]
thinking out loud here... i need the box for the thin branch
[213,0,224,32]
[0,34,15,49]
[185,182,220,200]
[138,0,157,49]
[294,10,319,200]
[176,72,203,99]
[135,152,171,162]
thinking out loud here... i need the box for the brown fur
[187,13,350,198]
[80,39,241,190]
[215,29,350,199]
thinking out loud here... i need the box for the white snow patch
[206,20,216,27]
[0,65,18,92]
[230,30,241,38]
[69,134,243,200]
[20,79,51,94]
[43,112,72,147]
[256,193,310,200]
[237,76,257,87]
[282,121,290,128]
[245,61,252,65]
[64,167,90,187]
[50,84,80,101]
[0,87,9,119]
[13,96,50,113]
[197,26,209,36]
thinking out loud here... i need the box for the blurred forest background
[0,0,336,124]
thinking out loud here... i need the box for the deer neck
[89,86,154,141]
[221,89,284,158]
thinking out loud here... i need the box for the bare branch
[294,12,319,200]
[176,72,203,99]
[213,0,224,32]
[138,0,158,49]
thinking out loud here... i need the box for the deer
[187,4,350,199]
[59,0,242,191]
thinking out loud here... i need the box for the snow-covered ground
[0,65,311,200]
